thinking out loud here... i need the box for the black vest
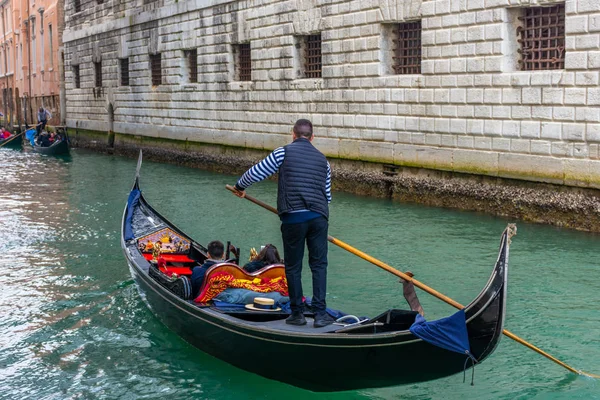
[277,138,329,219]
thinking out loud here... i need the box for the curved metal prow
[134,150,143,187]
[136,150,143,178]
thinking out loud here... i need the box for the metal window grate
[150,53,162,86]
[73,65,80,88]
[237,43,251,81]
[120,58,129,86]
[94,62,102,88]
[185,49,198,83]
[517,4,565,71]
[393,21,422,75]
[74,0,81,12]
[304,34,322,78]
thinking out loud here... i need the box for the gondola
[32,137,70,155]
[121,153,510,391]
[0,132,23,150]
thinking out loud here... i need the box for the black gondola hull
[0,133,23,150]
[127,256,487,391]
[33,139,69,155]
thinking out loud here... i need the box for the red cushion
[159,266,193,276]
[142,253,195,263]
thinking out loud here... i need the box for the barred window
[303,34,322,78]
[517,4,565,70]
[184,49,198,83]
[120,58,129,86]
[74,0,81,13]
[73,65,80,88]
[236,43,251,81]
[393,21,421,75]
[150,53,161,86]
[94,62,102,87]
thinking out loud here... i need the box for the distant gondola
[121,153,510,391]
[0,132,23,150]
[33,137,70,155]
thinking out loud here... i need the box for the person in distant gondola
[0,127,10,139]
[191,240,225,299]
[38,132,51,147]
[37,107,52,135]
[243,244,283,273]
[49,132,58,144]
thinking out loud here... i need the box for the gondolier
[233,119,333,328]
[37,107,52,135]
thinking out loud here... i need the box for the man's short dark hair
[207,240,224,259]
[293,119,313,138]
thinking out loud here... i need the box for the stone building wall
[63,0,600,188]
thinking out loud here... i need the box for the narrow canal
[1,149,599,399]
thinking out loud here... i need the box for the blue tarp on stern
[409,309,472,356]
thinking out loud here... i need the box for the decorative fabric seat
[195,263,287,303]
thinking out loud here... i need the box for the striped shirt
[236,147,332,203]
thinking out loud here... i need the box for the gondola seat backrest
[198,263,286,294]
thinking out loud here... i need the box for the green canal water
[0,149,599,399]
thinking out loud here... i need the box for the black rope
[462,351,477,386]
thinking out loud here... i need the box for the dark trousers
[37,120,47,135]
[281,216,328,314]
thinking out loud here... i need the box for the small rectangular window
[73,65,80,88]
[303,34,322,79]
[48,25,53,68]
[184,49,198,83]
[236,43,251,81]
[94,61,102,87]
[393,21,422,75]
[74,0,81,13]
[120,58,129,86]
[518,4,565,70]
[150,53,161,86]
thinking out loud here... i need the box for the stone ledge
[70,129,600,233]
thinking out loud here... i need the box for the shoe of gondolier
[285,311,307,326]
[313,312,334,328]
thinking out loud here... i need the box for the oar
[225,184,600,379]
[0,131,24,148]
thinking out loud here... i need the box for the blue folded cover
[25,129,36,146]
[409,309,472,357]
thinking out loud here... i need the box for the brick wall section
[63,0,600,188]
